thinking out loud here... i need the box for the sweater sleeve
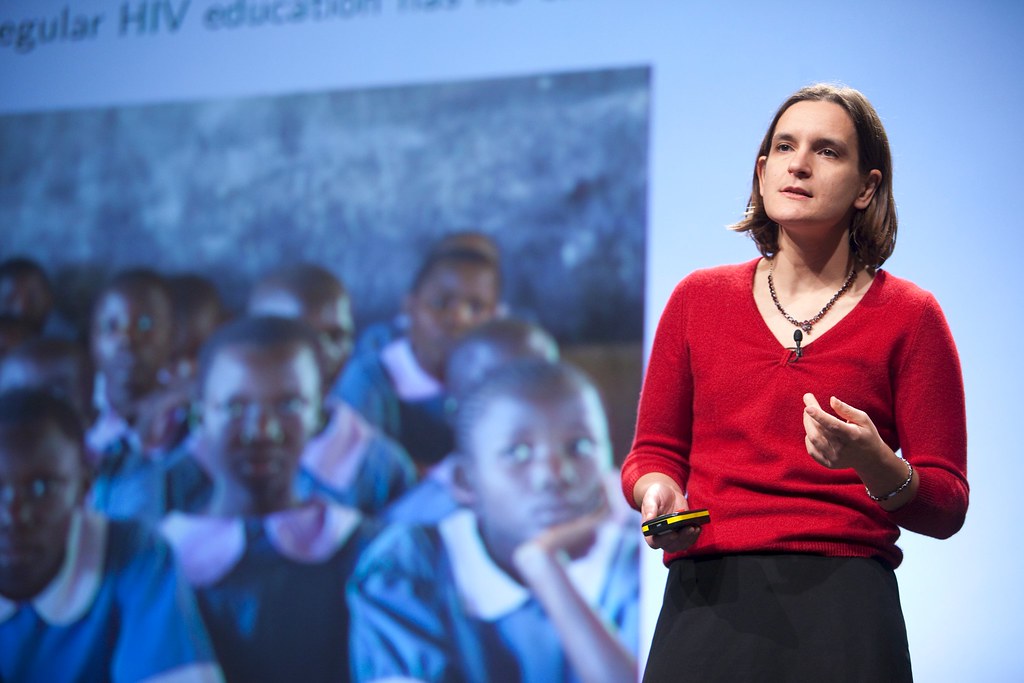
[886,294,969,538]
[620,280,694,509]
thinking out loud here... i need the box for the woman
[621,84,968,681]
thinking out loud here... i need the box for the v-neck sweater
[621,259,968,568]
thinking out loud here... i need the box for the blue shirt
[347,509,640,683]
[162,502,376,683]
[299,402,418,515]
[0,510,222,683]
[335,338,452,469]
[382,457,460,526]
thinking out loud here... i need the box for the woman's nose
[788,149,812,177]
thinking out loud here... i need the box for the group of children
[0,238,639,683]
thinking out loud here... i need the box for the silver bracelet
[865,458,914,502]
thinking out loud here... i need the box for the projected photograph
[1,66,650,681]
[1,68,648,341]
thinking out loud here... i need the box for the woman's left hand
[802,393,886,471]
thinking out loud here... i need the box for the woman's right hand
[635,473,701,553]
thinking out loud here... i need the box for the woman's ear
[450,453,478,506]
[854,169,883,210]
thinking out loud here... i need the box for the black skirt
[642,554,912,683]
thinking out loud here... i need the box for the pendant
[801,323,812,333]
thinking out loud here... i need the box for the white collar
[437,508,622,622]
[379,337,443,401]
[0,509,107,626]
[160,501,362,587]
[86,408,138,459]
[300,402,375,489]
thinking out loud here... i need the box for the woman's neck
[772,226,857,290]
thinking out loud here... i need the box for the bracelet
[865,458,914,502]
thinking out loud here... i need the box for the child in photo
[0,337,97,426]
[88,269,188,523]
[348,360,639,683]
[0,388,222,683]
[383,317,559,526]
[248,264,416,515]
[336,243,502,472]
[0,257,54,337]
[167,273,229,384]
[160,316,376,683]
[0,315,34,362]
[348,231,504,359]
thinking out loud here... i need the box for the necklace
[767,260,857,334]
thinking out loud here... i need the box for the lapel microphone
[793,329,804,360]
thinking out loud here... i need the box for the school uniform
[335,337,452,470]
[162,501,376,683]
[87,379,187,525]
[381,457,460,526]
[299,401,418,515]
[0,509,222,683]
[347,508,640,683]
[163,406,417,518]
[89,420,168,525]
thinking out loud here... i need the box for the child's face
[171,301,223,382]
[463,384,610,550]
[91,286,173,399]
[0,356,93,422]
[200,343,321,497]
[0,273,51,332]
[0,322,32,360]
[0,421,86,601]
[406,262,500,380]
[250,288,355,387]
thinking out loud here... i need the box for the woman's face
[462,384,610,552]
[756,100,880,237]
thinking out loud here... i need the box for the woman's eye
[820,148,838,158]
[776,142,793,153]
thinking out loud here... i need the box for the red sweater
[621,259,969,568]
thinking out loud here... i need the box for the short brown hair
[730,83,897,269]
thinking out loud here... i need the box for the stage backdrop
[2,1,1022,680]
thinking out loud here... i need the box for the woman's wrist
[855,445,918,510]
